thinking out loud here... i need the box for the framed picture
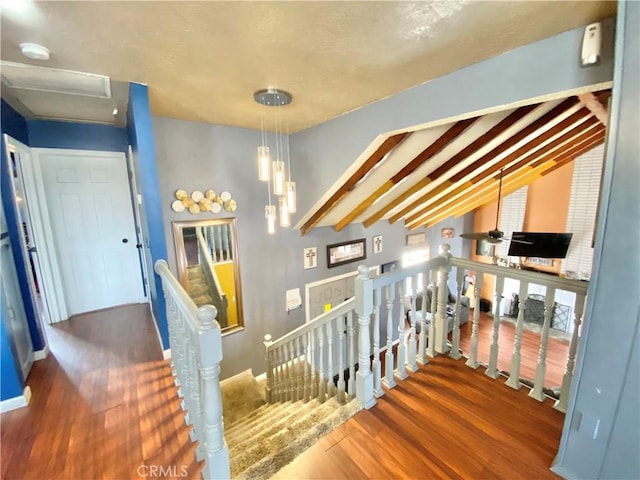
[406,232,427,246]
[372,235,383,254]
[327,238,366,268]
[441,227,454,239]
[303,247,317,269]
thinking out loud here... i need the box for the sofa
[406,284,470,334]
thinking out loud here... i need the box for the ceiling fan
[460,168,509,244]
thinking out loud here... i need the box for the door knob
[122,238,129,243]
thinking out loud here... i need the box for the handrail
[155,259,200,320]
[267,297,355,351]
[450,257,589,295]
[371,257,445,289]
[197,229,227,302]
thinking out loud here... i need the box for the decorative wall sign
[441,227,454,239]
[327,238,366,268]
[172,189,237,215]
[303,247,318,269]
[372,235,383,254]
[406,232,427,246]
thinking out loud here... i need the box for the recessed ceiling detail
[296,90,610,235]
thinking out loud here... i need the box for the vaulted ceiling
[296,90,610,235]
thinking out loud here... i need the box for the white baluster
[303,333,311,402]
[283,343,292,401]
[554,293,586,412]
[337,316,346,403]
[355,265,375,409]
[427,269,438,358]
[372,287,384,397]
[327,321,335,398]
[417,270,430,365]
[465,275,483,369]
[277,346,285,401]
[506,281,529,390]
[530,288,556,401]
[263,334,274,403]
[395,281,408,381]
[318,324,326,403]
[295,337,302,402]
[449,268,464,360]
[196,305,230,480]
[485,275,504,379]
[407,275,419,372]
[382,284,397,389]
[435,244,452,354]
[347,311,356,398]
[309,329,317,400]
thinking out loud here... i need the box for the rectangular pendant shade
[258,146,270,181]
[279,197,290,227]
[265,205,276,234]
[272,159,285,195]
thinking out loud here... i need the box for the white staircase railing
[155,260,230,480]
[264,297,358,405]
[351,244,588,413]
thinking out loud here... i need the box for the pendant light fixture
[254,88,296,233]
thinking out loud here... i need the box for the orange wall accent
[469,162,575,301]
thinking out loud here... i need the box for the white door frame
[126,146,150,301]
[4,135,67,324]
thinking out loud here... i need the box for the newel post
[196,305,230,480]
[354,265,376,409]
[263,334,274,404]
[435,244,452,354]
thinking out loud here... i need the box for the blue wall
[0,305,23,401]
[27,119,128,152]
[127,83,169,348]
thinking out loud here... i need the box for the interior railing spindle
[382,284,397,389]
[486,274,504,379]
[465,274,483,369]
[372,287,383,397]
[407,274,419,372]
[529,287,556,401]
[449,268,464,360]
[506,281,530,389]
[395,281,408,381]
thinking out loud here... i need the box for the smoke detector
[20,43,50,61]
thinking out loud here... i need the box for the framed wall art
[327,238,366,268]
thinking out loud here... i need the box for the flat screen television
[507,232,573,259]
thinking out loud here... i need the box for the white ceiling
[0,1,616,132]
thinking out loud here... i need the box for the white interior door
[1,233,34,380]
[35,149,145,315]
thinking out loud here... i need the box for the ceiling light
[20,43,50,61]
[254,88,296,234]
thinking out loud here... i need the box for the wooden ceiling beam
[404,109,597,227]
[434,133,606,225]
[334,117,478,232]
[390,97,581,225]
[361,104,539,228]
[411,129,606,229]
[578,92,609,126]
[299,132,410,235]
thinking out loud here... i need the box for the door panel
[38,151,144,315]
[1,237,34,380]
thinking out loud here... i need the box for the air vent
[0,61,111,98]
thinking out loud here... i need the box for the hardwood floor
[456,311,570,388]
[2,304,569,480]
[275,355,565,480]
[1,304,201,480]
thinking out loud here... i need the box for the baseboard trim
[149,302,167,358]
[34,344,50,361]
[0,386,32,413]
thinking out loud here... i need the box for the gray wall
[554,3,640,479]
[153,119,410,379]
[153,17,616,385]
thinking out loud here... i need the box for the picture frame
[476,239,495,257]
[441,227,454,239]
[406,232,427,246]
[372,235,383,254]
[327,238,366,268]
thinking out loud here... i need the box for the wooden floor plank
[1,304,201,480]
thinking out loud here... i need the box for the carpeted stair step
[226,400,291,435]
[192,295,214,307]
[226,400,277,431]
[226,398,323,447]
[230,397,362,479]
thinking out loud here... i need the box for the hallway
[1,304,201,479]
